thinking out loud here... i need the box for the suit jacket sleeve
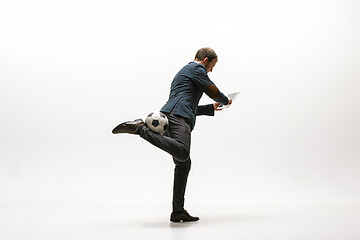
[196,104,215,116]
[193,65,229,105]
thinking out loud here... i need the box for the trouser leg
[138,114,191,162]
[138,113,192,211]
[172,157,191,212]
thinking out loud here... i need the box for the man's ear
[203,57,209,64]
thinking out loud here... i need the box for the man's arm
[196,104,215,116]
[197,98,233,116]
[192,65,229,105]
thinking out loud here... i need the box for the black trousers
[138,113,192,212]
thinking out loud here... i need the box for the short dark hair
[194,47,218,62]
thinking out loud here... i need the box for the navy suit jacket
[160,61,229,130]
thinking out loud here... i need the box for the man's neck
[193,60,205,67]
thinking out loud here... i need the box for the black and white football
[145,112,169,134]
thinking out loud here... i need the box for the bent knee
[175,149,190,162]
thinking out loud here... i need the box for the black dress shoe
[112,119,145,134]
[170,210,200,222]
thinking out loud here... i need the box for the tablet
[217,92,240,110]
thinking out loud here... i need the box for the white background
[1,0,360,239]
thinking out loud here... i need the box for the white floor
[1,203,360,240]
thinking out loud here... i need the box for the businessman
[112,47,231,222]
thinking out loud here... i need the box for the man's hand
[214,99,232,111]
[214,102,222,111]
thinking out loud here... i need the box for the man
[112,47,232,222]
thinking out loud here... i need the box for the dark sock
[173,210,185,214]
[136,125,144,135]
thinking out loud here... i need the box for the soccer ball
[145,112,169,134]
